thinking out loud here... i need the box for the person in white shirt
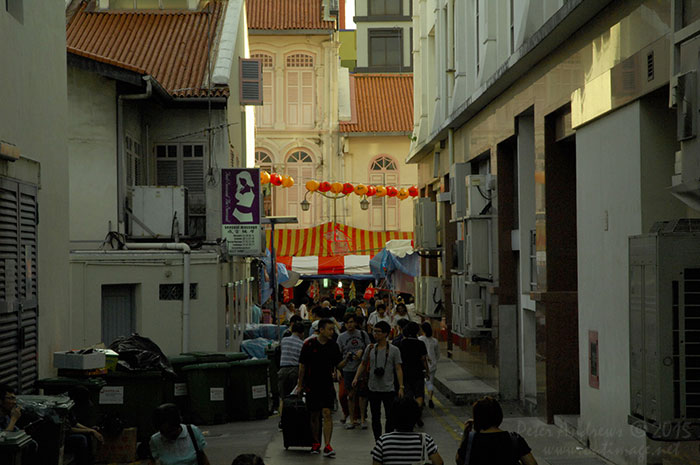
[298,297,309,320]
[419,322,440,409]
[366,303,392,337]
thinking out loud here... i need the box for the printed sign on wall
[222,168,264,256]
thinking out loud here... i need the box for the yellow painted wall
[343,135,416,232]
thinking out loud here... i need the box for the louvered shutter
[0,178,38,393]
[301,70,314,127]
[240,58,263,105]
[261,68,274,127]
[156,145,178,186]
[384,173,399,230]
[285,165,299,219]
[369,173,384,230]
[287,70,300,126]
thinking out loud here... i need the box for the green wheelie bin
[99,371,166,442]
[166,355,197,419]
[182,362,230,425]
[36,377,106,427]
[227,359,270,421]
[181,351,248,364]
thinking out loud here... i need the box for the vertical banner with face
[222,168,265,256]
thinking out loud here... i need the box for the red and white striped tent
[265,222,413,276]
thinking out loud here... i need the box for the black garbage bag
[108,333,175,376]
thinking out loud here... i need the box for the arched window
[285,150,315,227]
[255,150,274,216]
[369,155,399,230]
[251,52,274,127]
[285,53,315,128]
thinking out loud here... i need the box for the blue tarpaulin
[370,241,419,292]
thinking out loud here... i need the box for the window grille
[286,54,314,68]
[159,283,198,300]
[252,53,274,68]
[371,156,397,171]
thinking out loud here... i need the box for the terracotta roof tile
[246,0,335,31]
[66,1,228,98]
[340,74,413,133]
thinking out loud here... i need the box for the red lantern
[270,173,282,186]
[408,186,419,197]
[366,185,377,197]
[318,181,332,192]
[386,186,398,197]
[342,183,355,195]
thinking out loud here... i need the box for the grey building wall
[0,0,71,377]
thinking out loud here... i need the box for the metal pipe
[124,242,191,351]
[448,128,454,166]
[117,76,153,228]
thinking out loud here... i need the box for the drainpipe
[448,128,454,166]
[117,76,153,230]
[124,242,192,352]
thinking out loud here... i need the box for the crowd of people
[0,291,538,465]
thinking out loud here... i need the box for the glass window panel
[194,145,204,157]
[684,0,700,27]
[111,0,135,9]
[136,0,159,8]
[386,35,402,66]
[387,0,401,15]
[167,145,177,158]
[161,0,189,8]
[370,37,387,66]
[183,145,193,158]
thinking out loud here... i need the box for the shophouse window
[369,29,402,69]
[285,53,315,128]
[369,0,401,15]
[369,156,399,231]
[285,150,315,227]
[252,52,274,128]
[255,150,275,217]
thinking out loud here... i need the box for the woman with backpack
[456,397,537,465]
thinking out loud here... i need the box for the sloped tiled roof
[340,74,413,133]
[246,0,335,31]
[66,1,227,98]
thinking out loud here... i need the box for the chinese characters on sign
[222,168,264,256]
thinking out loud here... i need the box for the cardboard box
[95,349,118,372]
[53,351,106,370]
[95,427,137,463]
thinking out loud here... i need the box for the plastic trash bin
[182,363,230,425]
[36,377,106,427]
[227,359,270,421]
[0,431,35,465]
[17,395,74,465]
[181,351,248,363]
[99,371,166,441]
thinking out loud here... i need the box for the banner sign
[222,168,264,256]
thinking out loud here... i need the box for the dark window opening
[369,0,401,16]
[369,29,402,68]
[159,283,198,300]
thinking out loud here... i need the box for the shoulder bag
[186,424,210,465]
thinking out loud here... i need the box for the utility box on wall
[414,198,438,249]
[628,219,700,440]
[131,186,188,237]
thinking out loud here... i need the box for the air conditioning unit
[449,163,469,219]
[451,302,466,337]
[414,198,438,249]
[628,219,700,440]
[465,299,487,329]
[465,174,495,217]
[451,274,464,307]
[465,219,490,278]
[417,276,443,317]
[131,186,188,237]
[454,239,465,271]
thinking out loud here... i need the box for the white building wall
[576,96,686,465]
[0,0,71,378]
[69,252,227,356]
[68,67,119,245]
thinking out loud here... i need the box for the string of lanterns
[260,170,419,200]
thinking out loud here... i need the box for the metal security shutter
[0,178,38,393]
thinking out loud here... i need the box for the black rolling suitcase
[281,395,314,449]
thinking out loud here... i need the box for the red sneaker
[310,443,321,454]
[323,445,335,458]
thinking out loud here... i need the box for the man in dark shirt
[398,322,429,426]
[297,318,351,458]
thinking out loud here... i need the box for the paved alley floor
[196,390,614,465]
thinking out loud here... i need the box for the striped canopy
[265,222,413,257]
[266,222,413,276]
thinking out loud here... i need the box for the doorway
[101,284,136,346]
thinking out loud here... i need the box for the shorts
[342,371,358,394]
[278,366,298,397]
[404,377,425,400]
[306,385,336,412]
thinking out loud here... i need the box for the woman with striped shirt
[371,397,444,465]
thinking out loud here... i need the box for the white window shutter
[301,70,314,127]
[240,58,263,105]
[287,70,300,126]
